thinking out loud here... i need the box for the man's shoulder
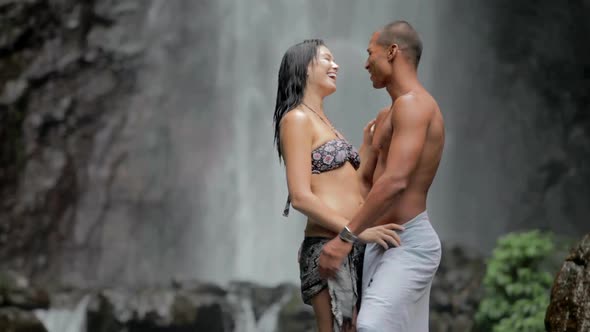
[394,90,433,106]
[390,92,438,128]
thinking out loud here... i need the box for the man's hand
[319,237,353,279]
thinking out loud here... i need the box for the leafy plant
[475,230,556,332]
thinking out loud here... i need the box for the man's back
[370,87,444,224]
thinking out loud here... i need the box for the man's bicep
[384,103,430,179]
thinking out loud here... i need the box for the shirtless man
[319,21,445,331]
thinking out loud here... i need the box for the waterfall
[34,295,91,332]
[60,0,446,287]
[58,0,479,288]
[193,0,441,285]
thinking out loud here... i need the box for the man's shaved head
[377,20,422,67]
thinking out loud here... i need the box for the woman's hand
[362,118,376,148]
[358,118,378,198]
[358,223,405,249]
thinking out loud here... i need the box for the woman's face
[307,46,339,96]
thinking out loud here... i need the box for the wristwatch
[339,226,358,244]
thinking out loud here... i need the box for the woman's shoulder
[280,107,310,128]
[279,107,314,148]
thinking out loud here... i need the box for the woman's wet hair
[273,39,325,161]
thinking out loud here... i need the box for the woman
[273,39,401,332]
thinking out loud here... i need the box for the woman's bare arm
[280,109,349,233]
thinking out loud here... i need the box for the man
[319,21,445,331]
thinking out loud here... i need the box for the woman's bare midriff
[304,164,364,238]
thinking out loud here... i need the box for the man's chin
[372,82,385,89]
[369,77,383,89]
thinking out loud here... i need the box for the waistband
[400,210,429,229]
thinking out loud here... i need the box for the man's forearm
[347,176,406,235]
[358,179,372,199]
[357,146,378,197]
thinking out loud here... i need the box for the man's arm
[318,96,431,280]
[357,131,378,198]
[357,109,388,197]
[347,95,431,235]
[357,146,378,198]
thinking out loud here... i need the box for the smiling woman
[272,39,366,331]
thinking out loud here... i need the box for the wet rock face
[0,270,49,332]
[84,248,483,332]
[429,245,486,332]
[0,272,287,332]
[77,281,298,332]
[0,307,48,332]
[0,257,488,332]
[0,0,140,277]
[0,270,49,310]
[545,234,590,332]
[86,284,235,332]
[485,0,590,235]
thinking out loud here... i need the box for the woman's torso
[303,114,364,237]
[305,163,364,237]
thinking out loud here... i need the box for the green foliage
[475,231,556,332]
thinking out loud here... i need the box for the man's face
[365,32,392,89]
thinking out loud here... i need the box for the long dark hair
[273,39,325,161]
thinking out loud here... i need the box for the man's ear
[387,44,398,62]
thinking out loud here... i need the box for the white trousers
[357,211,442,332]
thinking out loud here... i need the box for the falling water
[191,0,442,285]
[34,295,91,332]
[61,0,547,289]
[61,0,449,287]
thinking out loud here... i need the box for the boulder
[545,234,590,332]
